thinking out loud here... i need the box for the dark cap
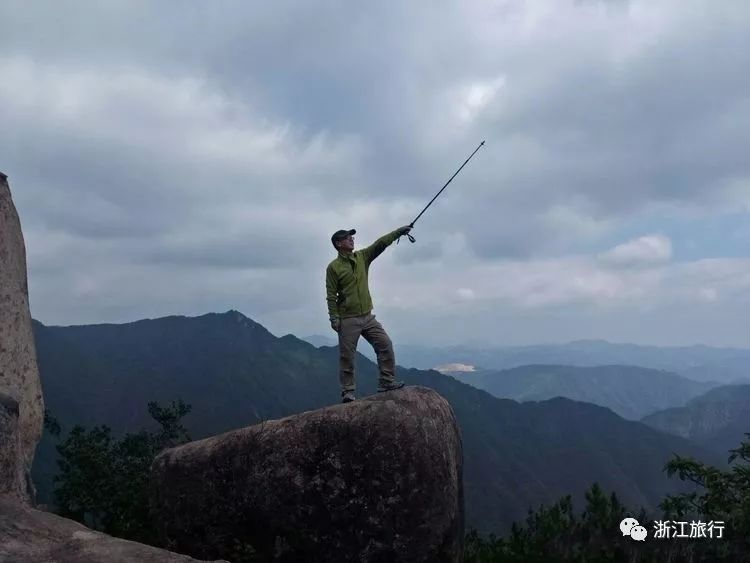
[331,229,356,245]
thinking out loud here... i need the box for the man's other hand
[330,318,340,332]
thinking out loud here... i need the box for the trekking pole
[399,140,485,243]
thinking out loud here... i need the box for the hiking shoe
[377,381,405,393]
[341,391,356,403]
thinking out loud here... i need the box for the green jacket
[326,228,403,319]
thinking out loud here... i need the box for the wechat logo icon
[620,517,648,541]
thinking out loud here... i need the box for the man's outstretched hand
[398,225,413,235]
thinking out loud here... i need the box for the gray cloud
[2,0,750,346]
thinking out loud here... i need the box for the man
[326,226,412,403]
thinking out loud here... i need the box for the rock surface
[150,385,464,563]
[0,394,24,499]
[0,172,44,501]
[0,494,226,562]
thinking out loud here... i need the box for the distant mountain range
[444,365,718,420]
[642,384,750,456]
[302,334,337,348]
[33,312,721,533]
[300,338,750,384]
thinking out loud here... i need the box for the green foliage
[52,400,192,544]
[465,484,639,562]
[43,409,61,437]
[148,400,192,450]
[467,436,750,562]
[660,432,750,557]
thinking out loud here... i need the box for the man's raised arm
[361,225,412,264]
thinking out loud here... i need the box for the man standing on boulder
[326,226,412,403]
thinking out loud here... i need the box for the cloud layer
[1,0,749,346]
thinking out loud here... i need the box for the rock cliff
[0,171,44,501]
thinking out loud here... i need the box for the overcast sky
[1,0,749,347]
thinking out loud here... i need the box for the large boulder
[150,386,464,562]
[0,172,44,501]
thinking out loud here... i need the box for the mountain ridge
[371,340,750,383]
[448,364,718,420]
[641,384,750,455]
[32,310,722,533]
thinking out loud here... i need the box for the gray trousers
[338,312,395,392]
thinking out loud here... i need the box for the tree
[466,435,750,562]
[661,432,750,559]
[465,484,641,562]
[54,425,116,530]
[43,409,61,437]
[52,400,192,544]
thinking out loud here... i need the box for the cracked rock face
[0,172,44,502]
[151,386,465,563]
